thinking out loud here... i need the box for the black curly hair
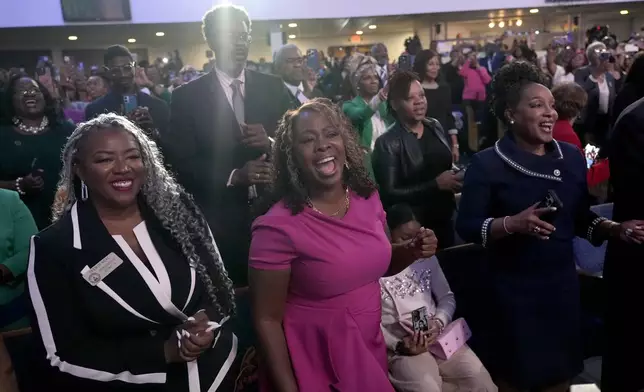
[490,61,551,125]
[255,98,377,216]
[387,70,421,121]
[2,74,61,126]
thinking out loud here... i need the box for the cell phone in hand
[122,95,138,115]
[398,54,411,71]
[412,306,429,332]
[537,189,563,223]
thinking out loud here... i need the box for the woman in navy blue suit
[455,61,644,392]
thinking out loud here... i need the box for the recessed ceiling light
[489,22,495,28]
[529,8,539,13]
[156,32,165,37]
[68,35,78,41]
[288,22,297,28]
[356,30,364,35]
[498,21,505,28]
[620,9,629,15]
[534,30,540,35]
[516,19,523,26]
[368,24,377,30]
[127,38,136,43]
[288,34,296,39]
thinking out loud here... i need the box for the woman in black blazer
[372,71,462,249]
[27,113,237,392]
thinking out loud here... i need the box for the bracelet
[452,144,460,149]
[431,318,445,334]
[15,177,25,196]
[502,216,514,234]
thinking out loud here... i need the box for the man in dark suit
[273,44,324,108]
[85,45,169,140]
[164,4,291,287]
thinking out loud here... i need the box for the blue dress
[455,133,603,389]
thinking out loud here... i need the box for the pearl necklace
[307,188,350,217]
[12,116,49,135]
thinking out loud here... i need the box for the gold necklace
[307,188,350,217]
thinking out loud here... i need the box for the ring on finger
[626,228,634,236]
[532,226,541,233]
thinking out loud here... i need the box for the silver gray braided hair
[53,113,235,316]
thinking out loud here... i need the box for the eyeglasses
[106,63,135,75]
[285,57,304,66]
[15,88,42,96]
[213,32,252,44]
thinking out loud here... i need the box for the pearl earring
[509,120,515,125]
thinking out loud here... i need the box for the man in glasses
[274,44,316,108]
[84,45,169,140]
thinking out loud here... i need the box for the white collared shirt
[589,74,610,114]
[214,66,245,109]
[284,81,308,105]
[376,64,388,84]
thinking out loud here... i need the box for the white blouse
[380,256,456,350]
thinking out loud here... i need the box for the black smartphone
[537,189,563,223]
[398,54,411,71]
[411,306,429,332]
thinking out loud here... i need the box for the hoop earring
[81,181,88,201]
[344,162,350,170]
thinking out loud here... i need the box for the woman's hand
[616,220,644,244]
[19,172,44,194]
[426,318,444,344]
[436,170,463,193]
[164,311,216,363]
[399,331,431,356]
[451,145,460,164]
[391,228,438,272]
[505,202,557,239]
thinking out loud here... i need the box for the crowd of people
[2,3,644,392]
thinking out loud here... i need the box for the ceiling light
[368,24,377,30]
[156,32,165,37]
[127,38,136,43]
[529,8,539,13]
[68,35,78,41]
[489,22,495,28]
[534,30,540,35]
[499,21,505,28]
[516,19,523,26]
[288,34,296,39]
[288,22,297,28]
[162,57,169,64]
[620,9,629,15]
[356,30,364,35]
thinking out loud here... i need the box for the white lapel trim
[80,266,159,324]
[112,235,187,321]
[71,203,82,250]
[187,361,201,392]
[183,267,196,312]
[207,333,238,392]
[28,238,166,384]
[133,222,173,301]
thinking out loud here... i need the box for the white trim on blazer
[28,236,167,384]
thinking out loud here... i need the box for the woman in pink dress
[249,98,438,392]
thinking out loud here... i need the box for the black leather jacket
[372,118,454,220]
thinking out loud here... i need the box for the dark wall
[0,50,53,75]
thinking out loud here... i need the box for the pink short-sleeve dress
[249,190,394,392]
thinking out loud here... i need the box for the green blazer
[0,189,38,331]
[342,96,393,179]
